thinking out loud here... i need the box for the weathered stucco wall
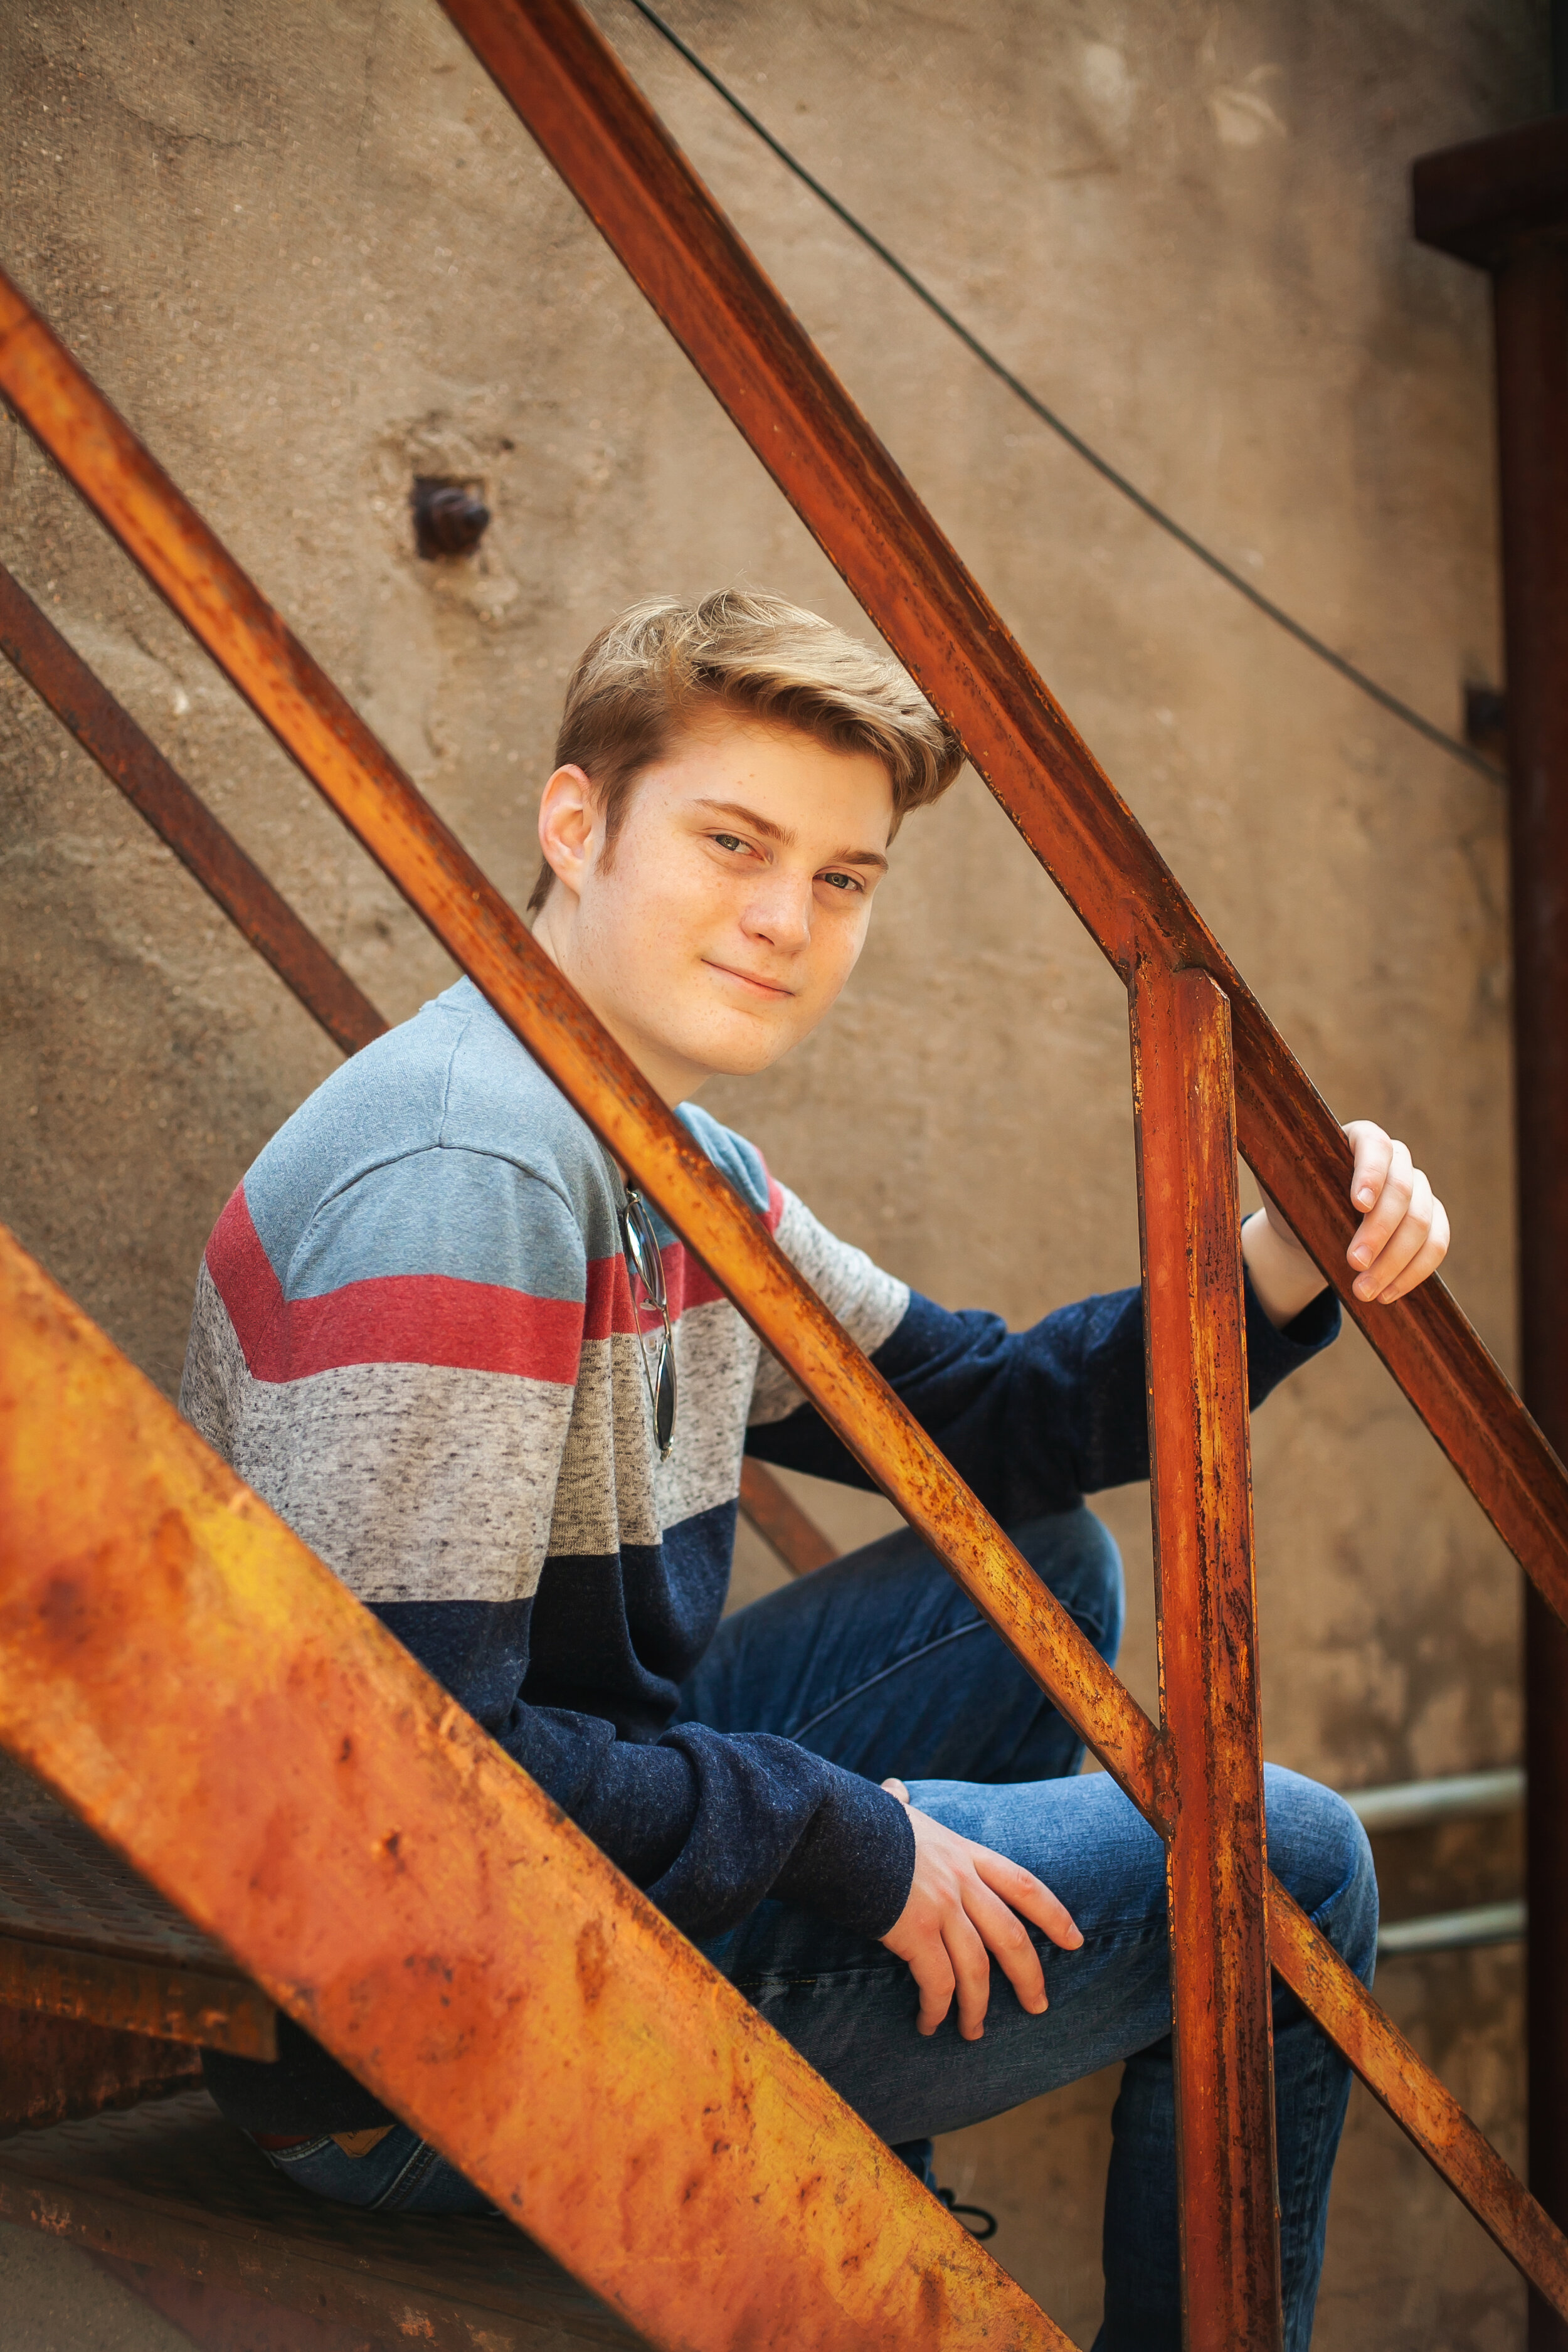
[0,1,1549,2343]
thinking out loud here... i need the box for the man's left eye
[713,834,745,852]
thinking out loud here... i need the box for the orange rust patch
[575,1916,610,2007]
[148,1506,196,1601]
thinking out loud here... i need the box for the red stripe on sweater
[206,1187,584,1384]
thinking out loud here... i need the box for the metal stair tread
[0,1808,244,1975]
[0,2089,646,2349]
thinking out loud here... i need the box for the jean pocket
[256,2132,410,2210]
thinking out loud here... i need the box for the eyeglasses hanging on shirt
[621,1186,677,1459]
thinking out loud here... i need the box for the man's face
[533,713,895,1103]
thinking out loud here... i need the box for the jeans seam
[258,2136,334,2166]
[370,2136,445,2212]
[786,1618,992,1741]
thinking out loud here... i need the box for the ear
[536,765,601,903]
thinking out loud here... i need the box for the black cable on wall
[618,0,1504,786]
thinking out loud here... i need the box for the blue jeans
[259,1510,1376,2351]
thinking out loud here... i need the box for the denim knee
[1264,1766,1378,1984]
[1011,1507,1125,1668]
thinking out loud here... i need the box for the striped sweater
[183,976,1338,2129]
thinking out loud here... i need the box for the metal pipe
[1346,1776,1525,1957]
[1347,1767,1525,1834]
[1380,1902,1527,1959]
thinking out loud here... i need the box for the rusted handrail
[439,0,1568,1627]
[0,1227,1066,2352]
[1,272,1563,2318]
[0,561,384,1059]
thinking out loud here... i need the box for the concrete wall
[0,0,1549,2341]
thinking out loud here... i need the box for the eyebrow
[693,798,889,872]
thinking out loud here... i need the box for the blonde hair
[527,590,963,914]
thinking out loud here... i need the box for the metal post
[1133,962,1281,2351]
[1498,233,1568,2352]
[1413,110,1568,2348]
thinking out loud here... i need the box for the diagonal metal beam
[0,560,384,1059]
[437,0,1568,1624]
[0,258,1563,2314]
[0,1224,1070,2352]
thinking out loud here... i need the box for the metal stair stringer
[0,1223,1071,2352]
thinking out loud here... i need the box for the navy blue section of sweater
[203,1272,1338,2132]
[746,1278,1340,1507]
[523,1502,741,1740]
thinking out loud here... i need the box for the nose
[739,871,813,952]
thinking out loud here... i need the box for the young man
[183,591,1448,2349]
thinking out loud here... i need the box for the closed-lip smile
[703,959,795,999]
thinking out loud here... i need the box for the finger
[973,1851,1083,1951]
[1369,1197,1451,1303]
[963,1878,1048,2016]
[1353,1167,1432,1300]
[1345,1121,1392,1216]
[1349,1138,1412,1273]
[945,1910,995,2042]
[908,1937,956,2038]
[881,1778,912,1806]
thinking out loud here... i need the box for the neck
[531,898,704,1108]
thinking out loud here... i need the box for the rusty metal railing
[1,0,1565,2340]
[0,561,385,1059]
[444,0,1568,1624]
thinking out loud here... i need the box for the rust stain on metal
[1133,965,1281,2349]
[0,2012,200,2135]
[0,1937,277,2059]
[575,1919,610,2008]
[0,1226,1073,2352]
[0,559,386,1060]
